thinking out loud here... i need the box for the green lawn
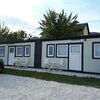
[2,68,100,88]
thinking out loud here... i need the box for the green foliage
[0,23,9,42]
[39,9,80,39]
[7,30,28,42]
[0,23,32,43]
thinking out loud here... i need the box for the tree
[39,9,80,39]
[9,30,27,42]
[0,23,10,43]
[6,30,32,42]
[0,23,32,43]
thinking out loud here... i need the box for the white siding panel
[0,42,35,67]
[41,39,84,70]
[84,38,100,73]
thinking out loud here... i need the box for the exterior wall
[41,39,84,70]
[34,40,42,68]
[0,42,35,67]
[8,42,35,67]
[84,38,100,73]
[0,44,8,65]
[0,37,100,74]
[42,38,100,73]
[83,26,89,35]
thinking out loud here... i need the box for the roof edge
[0,35,100,44]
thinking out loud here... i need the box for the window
[57,44,68,57]
[16,46,23,57]
[47,44,55,57]
[0,46,5,57]
[25,46,30,57]
[71,46,80,53]
[93,43,100,58]
[9,48,14,53]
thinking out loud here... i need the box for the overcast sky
[0,0,100,36]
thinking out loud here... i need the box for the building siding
[84,38,100,73]
[0,42,35,67]
[41,38,100,73]
[41,39,84,70]
[0,36,100,74]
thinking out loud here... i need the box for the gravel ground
[0,74,100,100]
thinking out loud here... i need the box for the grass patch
[2,68,100,88]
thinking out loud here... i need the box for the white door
[8,47,15,65]
[69,44,82,71]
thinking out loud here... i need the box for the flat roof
[0,35,100,44]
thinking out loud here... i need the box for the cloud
[0,0,47,35]
[0,0,100,35]
[0,16,30,26]
[0,16,35,33]
[0,0,33,24]
[0,0,48,24]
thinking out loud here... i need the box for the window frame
[0,46,5,57]
[15,46,23,57]
[93,42,100,59]
[24,45,31,57]
[70,45,81,53]
[46,44,55,58]
[9,47,15,53]
[56,44,68,58]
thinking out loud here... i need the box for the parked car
[0,59,4,73]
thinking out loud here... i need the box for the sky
[0,0,100,37]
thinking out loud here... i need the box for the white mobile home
[41,35,100,74]
[0,35,100,74]
[0,41,36,67]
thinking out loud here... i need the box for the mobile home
[0,35,100,74]
[41,35,100,74]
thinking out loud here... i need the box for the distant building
[90,32,100,36]
[76,23,90,36]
